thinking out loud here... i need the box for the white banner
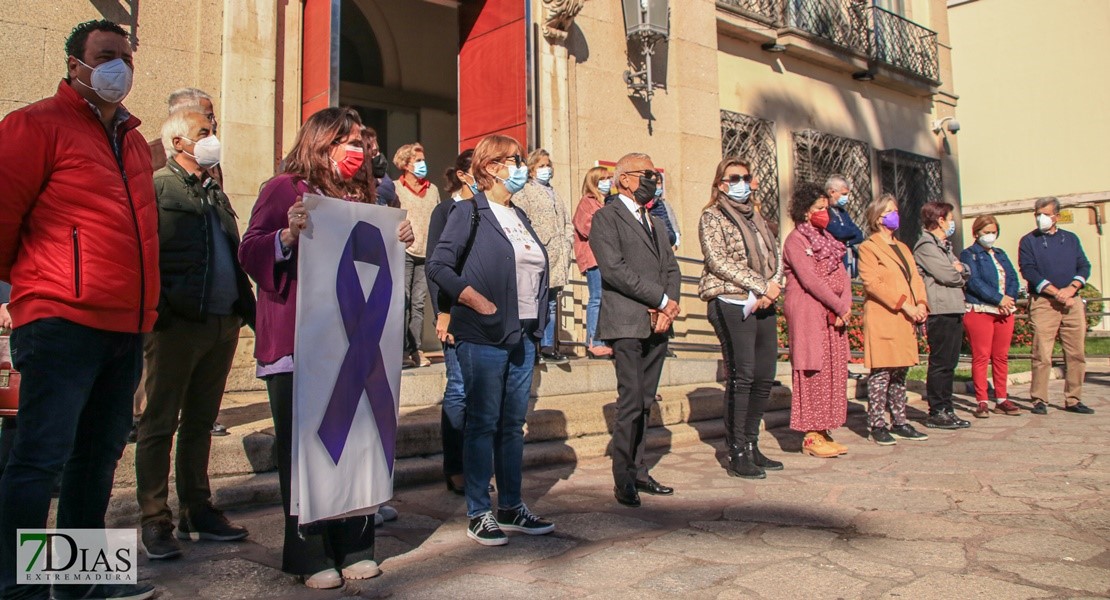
[292,194,406,524]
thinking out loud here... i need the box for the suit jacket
[589,197,681,340]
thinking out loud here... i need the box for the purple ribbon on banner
[317,221,397,471]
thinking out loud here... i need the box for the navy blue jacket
[1017,228,1091,296]
[960,243,1019,306]
[375,175,399,208]
[425,197,457,316]
[649,197,678,247]
[826,205,864,275]
[426,193,549,347]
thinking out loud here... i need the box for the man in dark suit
[589,152,682,508]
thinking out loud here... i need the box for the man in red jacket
[0,19,158,600]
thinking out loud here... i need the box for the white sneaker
[304,568,342,589]
[341,559,382,580]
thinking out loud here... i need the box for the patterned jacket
[514,181,573,289]
[698,204,783,301]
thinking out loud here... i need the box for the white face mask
[74,57,133,104]
[978,233,997,248]
[535,166,553,183]
[1036,213,1055,232]
[182,135,221,167]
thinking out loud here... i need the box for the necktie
[638,206,655,242]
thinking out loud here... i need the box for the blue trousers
[0,318,141,598]
[585,268,606,348]
[456,337,534,517]
[441,342,466,476]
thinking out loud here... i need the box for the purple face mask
[881,211,900,231]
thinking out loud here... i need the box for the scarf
[796,222,846,275]
[716,191,777,280]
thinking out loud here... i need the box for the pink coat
[783,227,852,371]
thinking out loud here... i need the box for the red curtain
[458,0,528,150]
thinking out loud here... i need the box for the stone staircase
[106,356,884,525]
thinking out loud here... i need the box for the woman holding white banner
[426,135,557,547]
[238,107,414,590]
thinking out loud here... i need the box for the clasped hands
[653,298,682,334]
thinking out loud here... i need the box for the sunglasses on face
[626,170,662,183]
[497,154,524,167]
[722,174,753,184]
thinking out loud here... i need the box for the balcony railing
[717,0,940,84]
[867,5,940,83]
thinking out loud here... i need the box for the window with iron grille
[792,129,872,225]
[878,149,942,246]
[721,110,781,226]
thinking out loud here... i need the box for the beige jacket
[514,181,573,288]
[698,204,783,301]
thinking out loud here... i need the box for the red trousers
[963,310,1015,402]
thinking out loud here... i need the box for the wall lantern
[621,0,669,104]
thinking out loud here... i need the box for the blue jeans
[441,342,466,477]
[585,268,606,348]
[541,287,562,348]
[0,318,141,598]
[456,337,535,517]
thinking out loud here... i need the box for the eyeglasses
[497,154,524,167]
[722,174,753,184]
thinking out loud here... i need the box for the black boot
[749,440,783,471]
[727,442,766,479]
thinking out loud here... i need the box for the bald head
[615,152,654,197]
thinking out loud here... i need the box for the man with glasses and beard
[589,153,681,508]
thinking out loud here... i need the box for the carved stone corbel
[542,0,587,43]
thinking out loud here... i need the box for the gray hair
[614,152,652,178]
[167,87,212,113]
[161,104,206,159]
[1034,196,1060,214]
[824,174,849,193]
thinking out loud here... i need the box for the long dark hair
[282,107,363,199]
[350,126,379,204]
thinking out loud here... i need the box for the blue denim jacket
[960,242,1019,306]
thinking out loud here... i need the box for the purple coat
[238,173,310,363]
[783,226,852,372]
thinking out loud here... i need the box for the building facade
[1,0,960,371]
[949,0,1110,312]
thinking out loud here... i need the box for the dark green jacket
[153,159,256,328]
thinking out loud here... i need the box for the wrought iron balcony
[717,0,940,84]
[866,4,940,83]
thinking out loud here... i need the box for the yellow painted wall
[949,0,1110,204]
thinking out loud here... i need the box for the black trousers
[707,299,778,445]
[925,313,964,415]
[265,373,374,576]
[609,334,669,488]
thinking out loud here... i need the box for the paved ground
[138,368,1110,599]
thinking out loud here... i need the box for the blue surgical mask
[837,194,849,207]
[500,164,528,194]
[536,166,553,183]
[412,160,428,179]
[468,181,480,195]
[727,181,751,203]
[654,185,663,199]
[598,179,612,195]
[945,220,956,237]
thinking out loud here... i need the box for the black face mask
[371,153,388,178]
[632,176,657,205]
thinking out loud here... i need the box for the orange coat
[858,234,929,369]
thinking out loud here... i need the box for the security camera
[932,117,960,135]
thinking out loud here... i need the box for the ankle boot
[727,442,766,479]
[749,440,783,471]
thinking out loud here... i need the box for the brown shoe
[802,432,840,458]
[974,402,990,418]
[993,400,1021,415]
[820,431,848,455]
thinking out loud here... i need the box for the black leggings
[265,373,374,576]
[707,299,778,444]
